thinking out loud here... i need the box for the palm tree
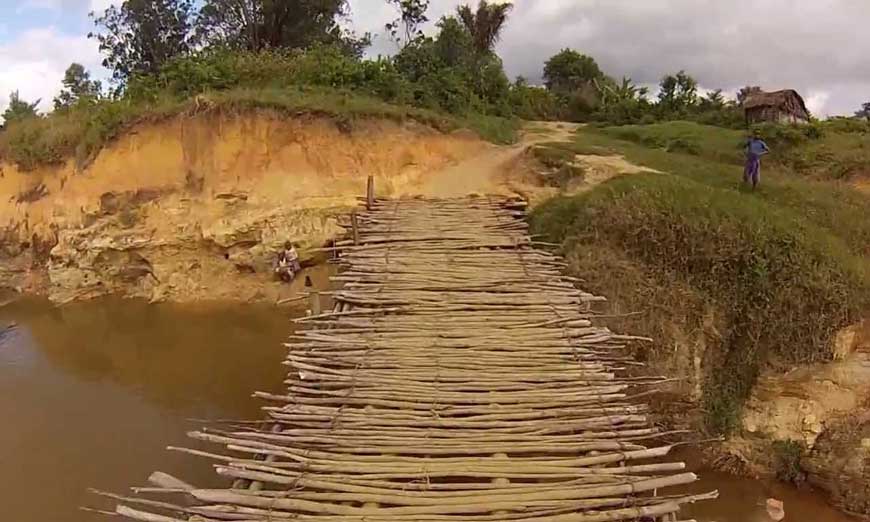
[456,1,513,55]
[596,77,647,106]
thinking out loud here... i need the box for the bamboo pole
[102,195,712,522]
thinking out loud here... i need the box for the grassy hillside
[531,121,870,434]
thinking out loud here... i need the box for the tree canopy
[385,0,430,49]
[90,0,195,83]
[2,91,40,125]
[456,1,513,56]
[658,71,698,112]
[53,63,103,110]
[197,0,367,56]
[543,49,603,94]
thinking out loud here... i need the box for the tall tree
[90,0,195,83]
[385,0,430,49]
[456,1,513,55]
[2,91,40,125]
[53,63,103,110]
[197,0,367,55]
[543,49,603,94]
[658,70,698,111]
[855,101,870,121]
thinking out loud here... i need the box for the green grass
[531,121,870,434]
[0,87,519,170]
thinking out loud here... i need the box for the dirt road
[417,122,581,197]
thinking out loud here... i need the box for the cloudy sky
[1,0,867,117]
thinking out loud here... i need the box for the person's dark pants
[744,155,761,187]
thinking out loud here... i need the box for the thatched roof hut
[744,89,811,124]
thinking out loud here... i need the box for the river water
[0,298,855,522]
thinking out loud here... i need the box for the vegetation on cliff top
[0,0,524,169]
[531,121,870,434]
[0,0,813,171]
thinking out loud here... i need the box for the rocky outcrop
[722,320,870,513]
[44,193,344,303]
[804,411,870,515]
[0,112,487,303]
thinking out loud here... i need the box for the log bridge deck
[99,193,715,522]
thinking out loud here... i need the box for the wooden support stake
[351,211,360,246]
[366,176,375,210]
[309,291,322,317]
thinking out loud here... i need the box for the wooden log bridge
[97,191,716,521]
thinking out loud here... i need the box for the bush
[752,121,825,149]
[772,440,806,483]
[509,82,562,121]
[823,117,870,135]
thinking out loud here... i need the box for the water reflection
[0,297,855,522]
[678,450,855,522]
[0,298,296,522]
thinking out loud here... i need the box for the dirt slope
[0,112,488,303]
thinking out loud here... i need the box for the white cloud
[0,27,104,116]
[805,91,831,118]
[89,0,118,15]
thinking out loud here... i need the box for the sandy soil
[416,121,583,197]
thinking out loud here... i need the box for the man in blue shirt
[744,130,771,189]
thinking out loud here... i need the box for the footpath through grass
[531,121,870,434]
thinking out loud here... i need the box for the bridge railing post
[309,291,321,317]
[351,210,360,246]
[366,175,375,211]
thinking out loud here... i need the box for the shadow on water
[0,297,302,522]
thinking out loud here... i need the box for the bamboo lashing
[97,194,715,521]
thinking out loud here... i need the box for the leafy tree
[53,63,103,110]
[855,101,870,121]
[598,76,648,106]
[90,0,195,83]
[699,88,726,111]
[2,91,40,125]
[197,0,368,56]
[456,1,513,56]
[658,70,698,111]
[392,14,509,116]
[543,49,603,94]
[737,85,763,106]
[385,0,430,49]
[432,16,474,67]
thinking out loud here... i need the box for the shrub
[508,81,562,121]
[772,440,806,483]
[752,121,825,149]
[823,117,870,135]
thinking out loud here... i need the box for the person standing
[744,129,771,190]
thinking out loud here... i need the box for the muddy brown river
[0,298,855,522]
